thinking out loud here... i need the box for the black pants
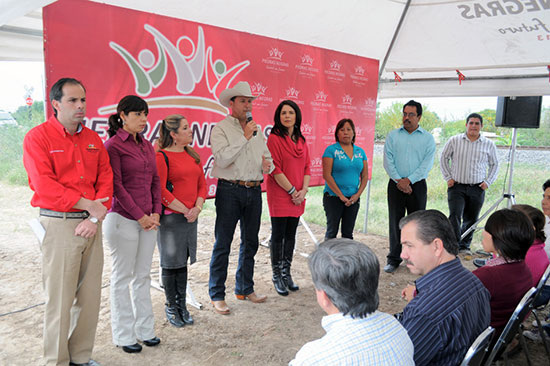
[387,179,427,265]
[448,183,485,249]
[270,216,300,263]
[323,194,360,240]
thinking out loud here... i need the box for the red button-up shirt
[23,115,113,212]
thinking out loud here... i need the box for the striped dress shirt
[290,311,414,366]
[440,133,499,186]
[400,258,491,366]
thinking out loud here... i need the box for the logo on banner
[105,25,250,116]
[351,64,369,86]
[301,54,314,66]
[310,157,323,168]
[283,87,304,105]
[311,90,332,113]
[251,82,273,108]
[315,91,328,102]
[302,123,315,142]
[341,94,353,105]
[456,2,550,41]
[337,93,357,111]
[262,46,289,73]
[329,60,342,71]
[251,82,268,96]
[360,97,377,116]
[325,59,345,82]
[268,47,284,60]
[295,53,319,78]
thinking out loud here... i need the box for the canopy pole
[378,0,412,81]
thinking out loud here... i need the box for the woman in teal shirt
[322,118,368,240]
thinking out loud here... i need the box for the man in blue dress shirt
[383,100,436,273]
[397,210,490,365]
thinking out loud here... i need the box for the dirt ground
[0,182,548,366]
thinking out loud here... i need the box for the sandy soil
[0,182,547,365]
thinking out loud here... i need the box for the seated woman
[512,204,549,286]
[473,208,534,339]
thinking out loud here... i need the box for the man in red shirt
[23,78,113,366]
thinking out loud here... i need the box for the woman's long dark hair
[158,114,200,164]
[271,100,305,142]
[107,95,149,138]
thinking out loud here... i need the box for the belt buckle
[244,181,253,188]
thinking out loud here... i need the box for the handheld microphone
[246,111,257,136]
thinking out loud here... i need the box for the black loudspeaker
[495,96,542,129]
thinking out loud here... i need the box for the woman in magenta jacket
[266,100,310,296]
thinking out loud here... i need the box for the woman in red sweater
[512,204,549,287]
[473,208,534,339]
[156,114,206,327]
[266,100,310,296]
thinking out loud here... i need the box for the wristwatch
[89,216,99,224]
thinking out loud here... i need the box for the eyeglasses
[403,112,417,118]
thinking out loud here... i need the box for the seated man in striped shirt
[397,210,490,366]
[440,113,499,254]
[290,238,414,366]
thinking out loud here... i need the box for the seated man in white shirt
[290,238,414,366]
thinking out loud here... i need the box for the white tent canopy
[1,0,549,98]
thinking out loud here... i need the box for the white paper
[28,218,45,244]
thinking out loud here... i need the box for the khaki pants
[40,216,103,366]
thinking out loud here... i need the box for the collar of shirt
[48,115,83,137]
[486,256,521,267]
[415,257,461,294]
[116,128,143,143]
[461,132,484,142]
[399,125,427,135]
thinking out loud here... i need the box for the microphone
[246,111,257,136]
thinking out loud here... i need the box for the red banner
[43,0,378,196]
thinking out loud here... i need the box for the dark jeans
[387,179,427,266]
[323,193,360,240]
[208,180,262,300]
[448,183,485,249]
[270,217,300,264]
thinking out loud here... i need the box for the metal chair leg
[533,310,550,361]
[517,329,533,366]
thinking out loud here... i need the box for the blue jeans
[323,193,360,240]
[208,180,262,300]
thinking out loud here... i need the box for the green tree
[375,102,442,141]
[12,101,45,130]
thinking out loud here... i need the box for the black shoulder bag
[159,150,173,215]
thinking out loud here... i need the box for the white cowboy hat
[218,81,257,107]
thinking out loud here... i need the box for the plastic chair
[528,263,550,360]
[460,326,494,366]
[484,287,537,366]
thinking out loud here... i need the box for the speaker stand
[460,128,518,241]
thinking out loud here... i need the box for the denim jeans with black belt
[208,180,262,300]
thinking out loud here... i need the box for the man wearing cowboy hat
[208,81,274,315]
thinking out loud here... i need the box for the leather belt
[456,182,482,187]
[39,208,90,219]
[220,179,262,188]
